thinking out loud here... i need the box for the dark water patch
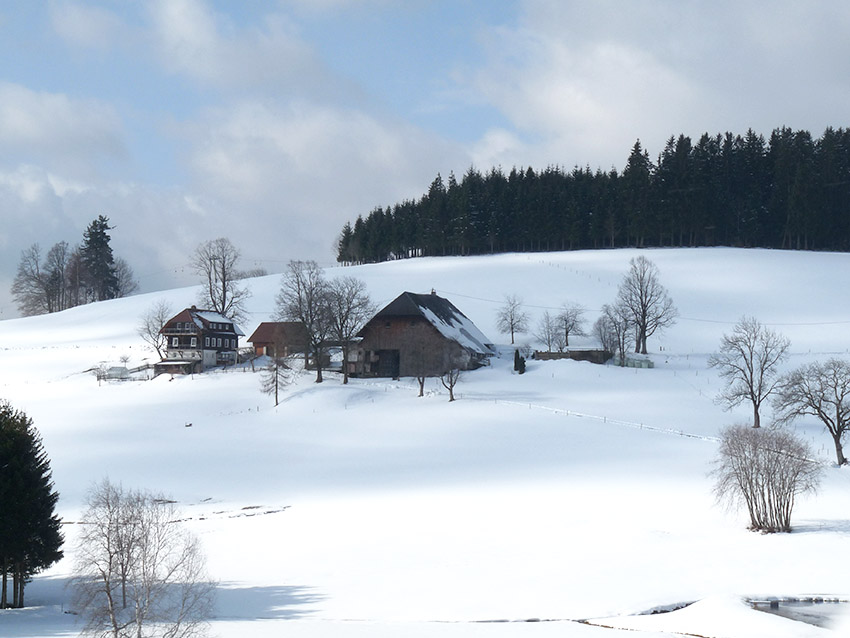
[751,597,848,629]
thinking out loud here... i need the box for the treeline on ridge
[336,127,850,263]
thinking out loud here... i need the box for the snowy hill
[1,247,849,637]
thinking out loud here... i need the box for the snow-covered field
[1,247,849,637]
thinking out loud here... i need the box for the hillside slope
[1,248,849,637]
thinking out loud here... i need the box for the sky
[1,0,850,318]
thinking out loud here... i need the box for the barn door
[377,349,400,378]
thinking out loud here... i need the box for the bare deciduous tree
[773,358,850,466]
[712,424,822,533]
[533,310,560,352]
[137,299,174,359]
[276,260,332,383]
[191,238,250,323]
[113,258,139,298]
[596,301,632,366]
[496,294,529,345]
[406,329,447,396]
[11,244,50,316]
[617,256,677,354]
[326,276,375,384]
[708,316,790,429]
[71,479,214,638]
[44,241,71,311]
[593,314,616,357]
[440,368,461,402]
[557,303,586,348]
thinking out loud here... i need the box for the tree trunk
[16,564,24,608]
[12,562,23,608]
[313,346,323,383]
[832,433,847,465]
[753,404,761,428]
[2,556,7,608]
[418,376,425,397]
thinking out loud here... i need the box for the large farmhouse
[351,291,493,379]
[156,306,244,375]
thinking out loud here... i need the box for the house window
[205,337,210,347]
[191,337,197,348]
[217,338,222,347]
[171,337,178,347]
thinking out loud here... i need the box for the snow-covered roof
[375,291,494,355]
[162,307,245,336]
[194,310,245,336]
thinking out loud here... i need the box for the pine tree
[80,215,119,302]
[0,401,63,608]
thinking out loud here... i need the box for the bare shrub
[712,424,822,533]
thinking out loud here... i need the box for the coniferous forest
[336,127,850,264]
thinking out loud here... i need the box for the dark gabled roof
[370,291,493,355]
[247,321,309,345]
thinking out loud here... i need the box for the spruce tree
[0,401,63,608]
[81,215,119,302]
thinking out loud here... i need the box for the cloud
[468,5,704,170]
[49,1,129,49]
[282,0,393,12]
[147,0,329,95]
[467,0,850,170]
[0,82,125,178]
[185,99,467,260]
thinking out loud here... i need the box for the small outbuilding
[247,322,309,358]
[351,290,493,379]
[155,306,244,375]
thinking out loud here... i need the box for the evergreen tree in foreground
[0,401,64,608]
